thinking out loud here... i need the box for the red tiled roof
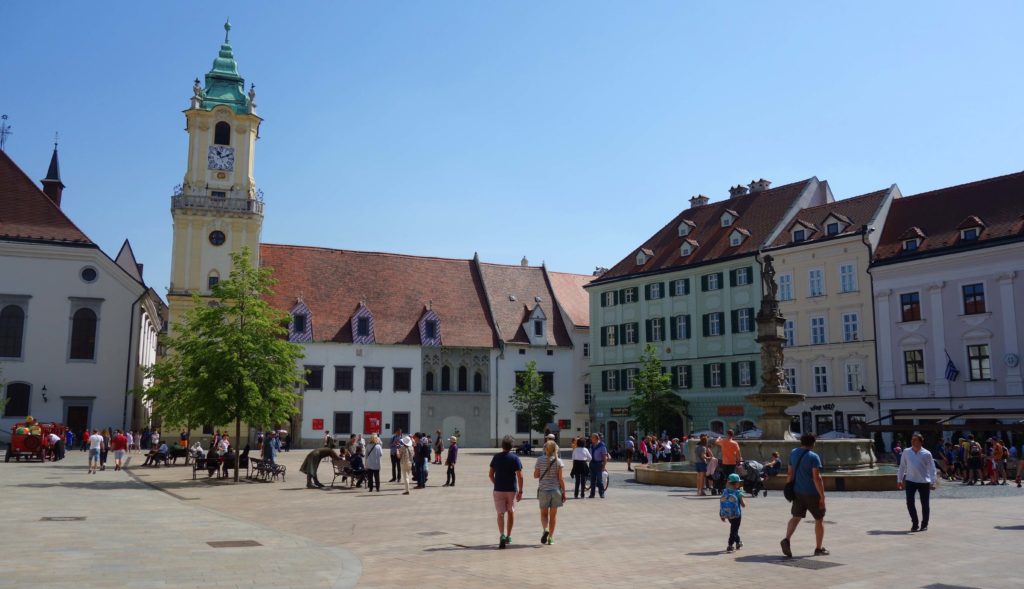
[875,171,1024,263]
[769,188,890,247]
[259,244,497,347]
[595,179,816,283]
[0,150,91,245]
[547,271,592,328]
[478,263,573,346]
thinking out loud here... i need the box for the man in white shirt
[896,432,937,532]
[87,430,104,474]
[47,432,62,461]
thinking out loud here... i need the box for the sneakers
[814,547,830,556]
[541,530,549,545]
[726,545,735,553]
[547,535,554,545]
[499,535,507,549]
[910,524,919,532]
[780,538,792,558]
[920,525,928,532]
[736,541,743,550]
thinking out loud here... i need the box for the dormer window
[425,319,437,339]
[728,228,749,247]
[721,210,737,228]
[525,304,547,345]
[357,317,370,337]
[352,303,375,344]
[793,229,806,242]
[680,238,698,257]
[903,238,920,252]
[961,227,979,241]
[956,216,985,243]
[533,320,543,337]
[898,226,926,253]
[678,220,695,237]
[826,222,840,236]
[289,299,313,343]
[293,313,307,333]
[635,248,654,266]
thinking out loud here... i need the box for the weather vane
[0,115,11,152]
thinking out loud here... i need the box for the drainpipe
[861,226,884,431]
[494,342,504,448]
[122,291,146,431]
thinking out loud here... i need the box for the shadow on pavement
[866,529,912,535]
[423,544,543,552]
[994,525,1024,530]
[735,554,797,563]
[686,550,727,556]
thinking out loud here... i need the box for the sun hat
[401,435,412,446]
[448,436,457,443]
[545,433,556,440]
[727,473,742,483]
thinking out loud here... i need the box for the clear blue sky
[3,2,1023,294]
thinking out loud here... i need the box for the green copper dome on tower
[198,20,252,115]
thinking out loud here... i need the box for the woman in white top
[570,437,592,499]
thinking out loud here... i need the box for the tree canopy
[145,247,304,480]
[510,360,557,444]
[629,344,688,436]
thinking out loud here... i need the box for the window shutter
[747,361,756,387]
[746,308,755,332]
[600,326,607,347]
[601,370,609,391]
[685,315,692,339]
[644,284,651,300]
[731,310,738,334]
[669,280,678,297]
[619,369,627,390]
[702,314,710,337]
[701,275,709,291]
[617,324,625,343]
[670,316,678,340]
[745,267,753,283]
[645,319,652,342]
[732,362,740,387]
[601,293,607,308]
[729,269,737,287]
[684,366,693,389]
[684,279,691,295]
[613,290,619,305]
[703,364,711,388]
[716,273,724,288]
[670,367,678,388]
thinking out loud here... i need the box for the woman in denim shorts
[534,441,566,545]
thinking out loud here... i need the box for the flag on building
[944,351,959,382]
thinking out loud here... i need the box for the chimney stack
[748,178,772,193]
[729,184,749,198]
[41,142,65,207]
[689,194,710,208]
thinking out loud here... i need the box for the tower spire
[224,18,231,43]
[41,136,65,208]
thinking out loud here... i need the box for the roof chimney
[41,141,65,207]
[729,184,749,198]
[748,178,771,193]
[520,256,529,267]
[689,194,710,208]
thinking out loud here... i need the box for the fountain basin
[636,460,897,492]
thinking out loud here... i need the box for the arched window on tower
[0,305,25,358]
[458,366,468,392]
[425,371,435,392]
[473,371,483,393]
[70,308,98,360]
[214,122,231,146]
[441,366,451,391]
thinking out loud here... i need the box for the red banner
[311,418,324,431]
[364,411,382,434]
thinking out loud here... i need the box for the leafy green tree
[146,247,305,481]
[629,344,688,436]
[510,360,558,445]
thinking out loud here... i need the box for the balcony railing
[171,193,264,215]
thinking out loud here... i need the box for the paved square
[1,448,1020,589]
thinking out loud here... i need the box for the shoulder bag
[783,449,808,503]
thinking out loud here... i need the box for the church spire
[195,20,252,115]
[41,135,65,208]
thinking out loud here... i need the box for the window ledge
[808,294,827,299]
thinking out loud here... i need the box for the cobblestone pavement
[3,448,1021,589]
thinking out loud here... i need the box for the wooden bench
[330,457,366,488]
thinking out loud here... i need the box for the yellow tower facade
[168,21,263,331]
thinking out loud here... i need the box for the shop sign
[610,407,631,416]
[717,405,744,417]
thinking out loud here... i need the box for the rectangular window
[624,323,638,344]
[603,291,617,307]
[904,349,925,384]
[540,372,554,394]
[845,363,862,393]
[333,412,352,435]
[827,222,840,236]
[673,365,692,389]
[814,365,829,394]
[605,325,617,346]
[962,283,986,315]
[304,365,323,390]
[208,276,219,290]
[815,414,834,435]
[809,269,824,297]
[673,315,690,340]
[293,313,307,333]
[793,229,806,242]
[735,267,750,286]
[842,312,859,342]
[839,263,856,293]
[708,313,722,336]
[672,279,689,296]
[584,383,591,405]
[605,370,618,391]
[364,367,383,391]
[516,412,531,433]
[706,273,720,291]
[968,344,991,381]
[900,292,921,322]
[583,343,590,357]
[737,308,752,333]
[334,366,354,391]
[738,361,752,386]
[623,288,637,303]
[709,363,723,388]
[778,274,793,301]
[649,283,662,299]
[357,316,370,337]
[625,368,638,391]
[425,319,437,339]
[534,320,544,337]
[784,367,797,394]
[904,239,918,251]
[784,320,795,347]
[392,412,410,434]
[393,368,412,392]
[811,316,826,345]
[650,318,663,342]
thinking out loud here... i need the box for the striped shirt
[534,455,564,492]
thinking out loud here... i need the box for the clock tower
[168,21,263,330]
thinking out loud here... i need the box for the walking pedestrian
[99,429,110,471]
[588,433,608,498]
[781,432,828,558]
[490,436,524,549]
[111,430,128,471]
[87,429,103,474]
[299,447,339,488]
[897,432,936,532]
[534,440,566,545]
[965,435,984,485]
[365,435,383,492]
[715,430,743,493]
[696,434,713,496]
[443,436,459,487]
[721,473,746,552]
[625,436,635,472]
[434,430,444,464]
[413,433,428,488]
[570,437,591,498]
[399,435,414,495]
[991,439,1007,485]
[389,429,402,482]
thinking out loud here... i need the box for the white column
[998,272,1022,395]
[927,282,949,398]
[874,289,895,399]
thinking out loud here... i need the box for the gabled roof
[477,262,573,346]
[769,188,890,247]
[0,150,92,245]
[547,271,592,329]
[259,244,498,347]
[114,240,144,283]
[875,171,1024,263]
[956,215,986,230]
[595,178,817,283]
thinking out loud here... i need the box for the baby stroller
[741,460,766,497]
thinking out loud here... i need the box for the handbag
[783,449,808,503]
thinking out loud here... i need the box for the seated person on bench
[763,452,782,478]
[143,442,170,466]
[349,447,366,487]
[517,441,532,455]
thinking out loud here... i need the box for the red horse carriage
[4,418,67,462]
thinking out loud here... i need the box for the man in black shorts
[781,432,828,558]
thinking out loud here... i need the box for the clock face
[207,145,235,171]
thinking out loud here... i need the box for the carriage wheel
[4,448,9,463]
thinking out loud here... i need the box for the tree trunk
[234,417,241,482]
